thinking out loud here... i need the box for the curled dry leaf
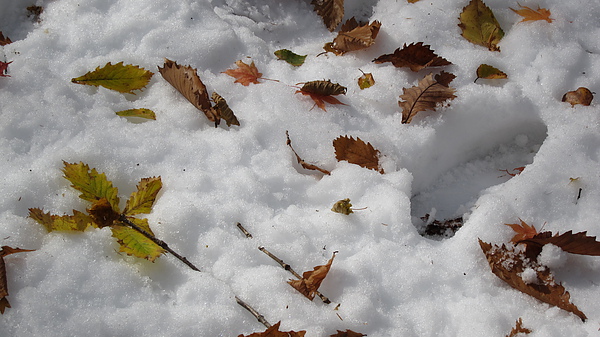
[296,80,347,111]
[312,0,344,31]
[0,32,12,46]
[458,0,504,52]
[519,230,600,261]
[288,253,336,300]
[212,92,240,126]
[373,42,452,72]
[562,87,593,106]
[324,18,381,55]
[333,135,383,173]
[506,318,532,337]
[286,131,331,175]
[479,239,587,321]
[511,3,553,23]
[0,246,35,314]
[238,321,306,337]
[223,60,263,86]
[475,64,507,82]
[505,219,537,244]
[331,198,353,215]
[0,61,12,77]
[398,71,456,123]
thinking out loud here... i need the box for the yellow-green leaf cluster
[124,177,162,216]
[71,62,153,94]
[111,218,165,261]
[62,161,120,212]
[28,208,92,231]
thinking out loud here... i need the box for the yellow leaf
[458,0,504,52]
[62,161,120,213]
[111,218,164,261]
[28,208,93,231]
[475,64,507,82]
[71,62,153,94]
[115,108,156,120]
[358,72,375,89]
[123,177,162,216]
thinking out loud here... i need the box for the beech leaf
[479,239,587,321]
[212,92,240,127]
[111,218,165,261]
[398,71,456,124]
[115,108,156,120]
[62,161,120,213]
[238,321,306,337]
[333,135,383,173]
[373,42,452,71]
[331,198,353,215]
[223,60,263,86]
[505,219,537,244]
[274,49,307,67]
[0,61,12,77]
[28,208,93,231]
[510,3,553,23]
[124,177,162,216]
[506,318,532,337]
[0,246,35,314]
[288,253,336,300]
[311,0,344,31]
[562,87,593,106]
[324,18,381,55]
[71,62,153,94]
[458,0,504,52]
[286,131,331,175]
[357,71,375,89]
[296,80,347,111]
[0,32,12,46]
[475,64,507,82]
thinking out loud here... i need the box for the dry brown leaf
[333,135,383,173]
[398,71,456,123]
[238,321,306,337]
[506,318,532,337]
[562,87,593,106]
[0,32,11,46]
[0,246,35,314]
[288,253,336,301]
[312,0,344,31]
[212,92,240,126]
[330,330,366,337]
[510,3,553,23]
[296,80,347,111]
[373,42,452,71]
[479,239,586,321]
[223,60,263,86]
[87,198,120,228]
[520,231,600,260]
[286,131,331,175]
[506,219,538,244]
[324,18,381,55]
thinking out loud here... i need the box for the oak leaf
[398,71,456,123]
[334,135,383,173]
[330,331,366,337]
[510,3,553,23]
[274,49,307,67]
[296,80,347,111]
[458,0,504,51]
[0,61,12,77]
[505,219,537,244]
[562,87,593,106]
[0,32,11,46]
[223,60,263,86]
[212,92,240,126]
[357,71,375,89]
[238,321,306,337]
[479,239,586,321]
[115,108,156,120]
[475,64,507,82]
[71,62,153,94]
[288,253,336,300]
[506,318,531,337]
[373,42,452,71]
[331,198,353,215]
[286,131,331,175]
[0,246,35,314]
[324,18,381,55]
[312,0,344,31]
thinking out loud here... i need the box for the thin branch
[258,246,331,304]
[118,215,200,272]
[236,222,253,238]
[235,296,271,328]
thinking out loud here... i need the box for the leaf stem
[236,222,253,238]
[235,296,271,328]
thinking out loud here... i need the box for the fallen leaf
[357,71,375,89]
[212,92,240,126]
[475,64,507,82]
[123,177,162,216]
[398,71,456,123]
[458,0,504,51]
[26,5,43,23]
[115,108,156,120]
[331,198,353,215]
[28,208,93,231]
[158,58,220,125]
[111,218,165,261]
[330,330,366,337]
[506,317,532,337]
[520,230,600,259]
[562,87,593,106]
[479,239,587,321]
[87,198,120,228]
[505,219,537,243]
[286,131,331,175]
[324,18,381,55]
[510,3,553,23]
[62,161,120,212]
[312,0,344,31]
[71,62,153,94]
[296,80,347,111]
[223,60,263,86]
[333,135,383,173]
[407,0,421,2]
[0,61,12,77]
[0,32,11,46]
[238,321,307,337]
[373,42,452,71]
[274,49,307,67]
[288,253,336,300]
[498,166,525,177]
[0,246,35,314]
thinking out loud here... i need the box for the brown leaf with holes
[373,42,452,71]
[334,135,383,173]
[0,246,35,314]
[479,239,586,321]
[506,318,531,337]
[238,321,306,337]
[398,71,456,123]
[296,80,347,111]
[511,3,553,23]
[0,32,11,46]
[223,60,263,86]
[312,0,344,31]
[562,87,593,106]
[330,330,366,337]
[286,131,331,175]
[324,18,381,55]
[288,253,335,301]
[506,219,537,244]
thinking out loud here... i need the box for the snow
[1,0,600,336]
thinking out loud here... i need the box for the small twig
[118,215,201,272]
[258,246,331,304]
[236,222,253,238]
[235,296,271,328]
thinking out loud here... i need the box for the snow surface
[1,0,600,336]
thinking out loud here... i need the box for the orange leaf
[373,42,452,72]
[0,32,11,46]
[0,246,35,314]
[324,18,381,55]
[288,253,335,301]
[286,131,331,175]
[312,0,344,31]
[505,219,537,243]
[398,71,456,123]
[223,60,263,86]
[238,321,306,337]
[510,3,553,23]
[562,87,593,107]
[0,61,12,77]
[521,230,600,257]
[330,330,366,337]
[506,318,532,337]
[296,80,347,111]
[333,135,383,173]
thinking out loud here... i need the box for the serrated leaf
[212,92,240,127]
[333,135,383,173]
[115,108,156,120]
[274,49,307,66]
[458,0,504,52]
[296,80,347,111]
[324,18,381,55]
[124,177,162,216]
[223,60,263,86]
[373,42,452,71]
[398,71,456,123]
[288,253,335,300]
[111,218,164,261]
[357,72,375,89]
[62,161,120,212]
[510,3,553,23]
[28,208,93,231]
[71,62,153,94]
[311,0,344,31]
[238,321,307,337]
[0,246,35,314]
[0,32,11,46]
[475,64,507,82]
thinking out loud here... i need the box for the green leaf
[115,108,156,120]
[61,161,120,213]
[111,218,164,261]
[274,49,307,66]
[475,64,507,82]
[458,0,504,52]
[71,62,153,94]
[28,208,92,231]
[331,198,353,215]
[123,177,162,216]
